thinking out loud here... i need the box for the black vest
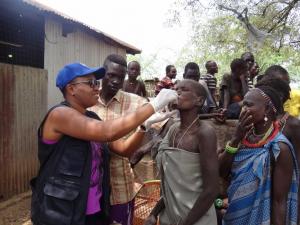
[31,102,110,225]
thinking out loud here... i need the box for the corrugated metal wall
[0,63,47,200]
[44,18,126,108]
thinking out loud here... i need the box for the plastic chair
[133,180,161,225]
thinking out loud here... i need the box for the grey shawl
[156,124,217,225]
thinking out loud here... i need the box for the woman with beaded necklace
[220,85,299,225]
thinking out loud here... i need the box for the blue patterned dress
[223,133,299,225]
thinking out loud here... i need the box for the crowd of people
[30,52,300,225]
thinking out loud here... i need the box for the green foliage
[127,0,300,82]
[170,0,300,81]
[127,53,161,80]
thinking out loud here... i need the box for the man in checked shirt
[90,54,148,225]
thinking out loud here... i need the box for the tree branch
[267,0,300,32]
[277,17,288,51]
[262,1,286,17]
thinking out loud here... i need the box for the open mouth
[110,85,120,91]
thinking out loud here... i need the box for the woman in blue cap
[30,62,178,225]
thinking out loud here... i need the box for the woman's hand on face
[234,109,253,141]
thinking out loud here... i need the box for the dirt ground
[0,156,155,225]
[0,192,31,225]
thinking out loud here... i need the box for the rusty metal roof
[22,0,142,55]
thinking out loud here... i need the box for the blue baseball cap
[56,62,106,90]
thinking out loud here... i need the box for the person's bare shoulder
[48,105,83,123]
[284,116,300,138]
[287,115,300,128]
[197,120,216,139]
[197,120,218,155]
[43,106,85,139]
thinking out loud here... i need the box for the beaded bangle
[225,141,238,154]
[214,198,223,209]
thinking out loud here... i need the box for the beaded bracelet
[225,141,238,154]
[214,198,223,209]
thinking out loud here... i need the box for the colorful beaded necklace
[242,121,280,148]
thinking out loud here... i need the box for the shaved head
[179,79,207,99]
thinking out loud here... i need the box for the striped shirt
[201,74,217,91]
[247,76,254,89]
[90,90,147,205]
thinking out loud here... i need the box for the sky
[34,0,300,82]
[35,0,190,78]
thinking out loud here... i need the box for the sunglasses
[71,79,100,88]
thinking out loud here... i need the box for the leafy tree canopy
[168,0,300,80]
